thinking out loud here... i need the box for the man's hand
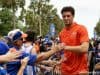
[4,48,21,62]
[47,60,58,66]
[51,43,65,52]
[45,66,53,71]
[17,57,29,75]
[58,43,65,51]
[20,57,29,69]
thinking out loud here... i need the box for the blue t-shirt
[0,41,9,66]
[0,66,7,75]
[6,49,37,75]
[0,41,9,55]
[0,41,9,75]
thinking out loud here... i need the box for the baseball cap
[7,29,27,42]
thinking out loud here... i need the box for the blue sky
[24,0,100,38]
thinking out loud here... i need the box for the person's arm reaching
[0,48,21,63]
[36,43,64,62]
[17,57,29,75]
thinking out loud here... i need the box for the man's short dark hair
[25,30,36,43]
[61,6,75,16]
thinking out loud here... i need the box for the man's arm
[38,59,57,66]
[0,48,21,63]
[64,42,89,53]
[25,43,63,65]
[94,63,100,70]
[17,57,29,75]
[36,43,64,62]
[36,49,57,62]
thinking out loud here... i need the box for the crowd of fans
[0,29,64,75]
[0,29,100,75]
[88,38,100,75]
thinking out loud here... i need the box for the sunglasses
[23,40,27,43]
[18,38,23,41]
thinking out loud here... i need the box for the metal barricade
[35,64,61,75]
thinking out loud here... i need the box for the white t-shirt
[22,43,36,75]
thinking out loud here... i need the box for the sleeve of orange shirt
[78,25,89,44]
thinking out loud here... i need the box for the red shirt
[59,22,89,75]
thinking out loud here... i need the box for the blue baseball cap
[8,29,27,42]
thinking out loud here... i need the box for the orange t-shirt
[59,22,89,75]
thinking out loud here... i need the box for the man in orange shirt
[59,6,89,75]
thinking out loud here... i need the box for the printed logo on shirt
[70,32,77,38]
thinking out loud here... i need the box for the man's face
[14,38,23,48]
[62,11,74,27]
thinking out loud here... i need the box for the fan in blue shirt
[6,29,63,75]
[0,40,21,75]
[6,30,37,75]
